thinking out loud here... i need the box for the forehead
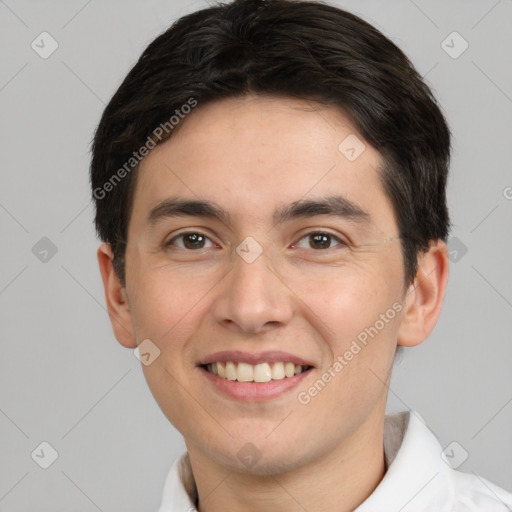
[130,95,396,234]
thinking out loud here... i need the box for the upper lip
[198,350,315,367]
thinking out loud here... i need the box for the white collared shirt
[157,410,512,511]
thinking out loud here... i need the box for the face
[121,95,409,474]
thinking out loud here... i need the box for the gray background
[1,0,511,510]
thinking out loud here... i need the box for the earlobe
[97,243,137,348]
[397,240,449,348]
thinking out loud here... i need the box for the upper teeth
[206,362,307,382]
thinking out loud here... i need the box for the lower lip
[199,366,313,402]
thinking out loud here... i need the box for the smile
[198,350,316,401]
[203,361,312,383]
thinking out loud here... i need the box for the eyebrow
[147,195,371,228]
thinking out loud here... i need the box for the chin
[205,435,314,476]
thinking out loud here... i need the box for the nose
[211,243,294,335]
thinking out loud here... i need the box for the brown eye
[166,232,214,250]
[294,231,346,250]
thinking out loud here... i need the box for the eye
[293,231,347,251]
[165,231,215,250]
[164,230,347,252]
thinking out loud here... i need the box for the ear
[397,239,449,347]
[97,243,137,348]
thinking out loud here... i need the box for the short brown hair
[90,0,451,286]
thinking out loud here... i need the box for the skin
[98,95,449,512]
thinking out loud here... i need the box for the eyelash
[164,230,348,252]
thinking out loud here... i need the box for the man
[90,0,512,510]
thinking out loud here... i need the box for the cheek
[289,259,402,343]
[294,274,401,437]
[127,268,216,433]
[291,260,402,408]
[324,285,400,373]
[126,260,218,342]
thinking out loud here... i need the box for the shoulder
[449,470,512,512]
[366,411,512,512]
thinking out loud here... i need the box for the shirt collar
[355,410,455,511]
[158,410,456,512]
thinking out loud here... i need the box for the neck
[187,409,387,512]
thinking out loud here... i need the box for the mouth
[200,361,313,383]
[197,351,315,401]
